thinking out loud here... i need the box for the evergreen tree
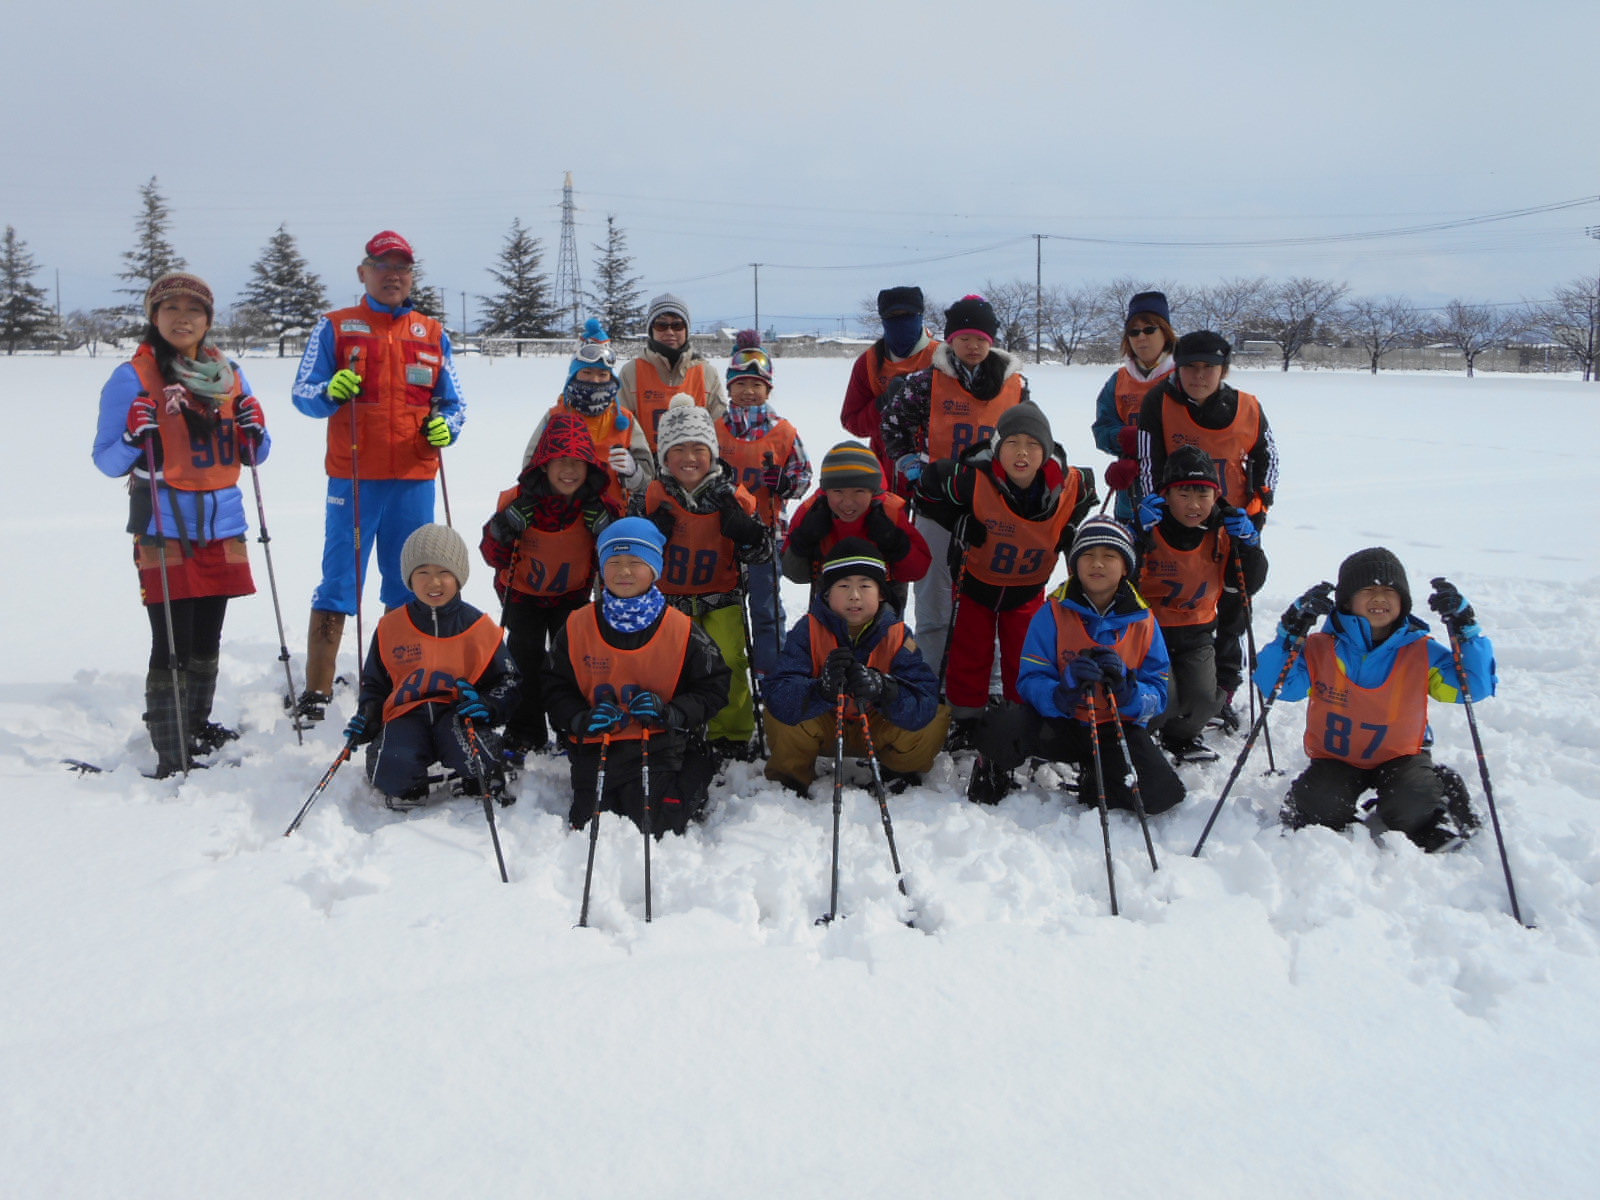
[480,218,556,354]
[408,261,448,323]
[117,176,186,330]
[0,226,53,354]
[239,223,329,356]
[586,215,645,337]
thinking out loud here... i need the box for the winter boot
[966,754,1013,806]
[1162,734,1220,765]
[185,655,239,758]
[945,716,981,755]
[144,668,191,779]
[295,609,345,721]
[1207,694,1241,735]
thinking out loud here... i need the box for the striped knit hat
[820,538,889,592]
[1067,515,1136,576]
[819,441,883,492]
[145,272,214,321]
[401,523,470,587]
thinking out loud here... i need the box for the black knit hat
[1068,516,1136,576]
[820,538,889,592]
[995,400,1054,456]
[944,294,999,343]
[877,286,924,319]
[1335,547,1412,617]
[1159,445,1221,493]
[1173,330,1231,367]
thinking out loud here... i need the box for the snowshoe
[289,690,332,723]
[190,721,240,757]
[877,766,921,795]
[1207,702,1241,735]
[944,717,981,755]
[1163,735,1220,765]
[966,754,1014,806]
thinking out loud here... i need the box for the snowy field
[2,354,1598,1198]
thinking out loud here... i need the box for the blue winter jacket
[1256,610,1496,706]
[291,295,465,439]
[92,358,271,542]
[764,595,940,731]
[1016,581,1170,725]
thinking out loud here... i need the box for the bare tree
[1254,276,1348,371]
[61,309,121,356]
[1431,300,1520,377]
[1527,278,1600,382]
[1339,295,1420,374]
[980,280,1034,353]
[857,293,943,340]
[1038,284,1107,365]
[1188,276,1269,347]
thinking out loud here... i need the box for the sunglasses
[651,319,688,332]
[574,341,616,366]
[729,347,772,373]
[1127,325,1160,337]
[363,259,414,274]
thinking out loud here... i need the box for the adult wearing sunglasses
[617,293,728,455]
[1091,291,1177,523]
[288,230,467,723]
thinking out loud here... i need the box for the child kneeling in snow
[345,524,521,809]
[966,516,1185,812]
[541,518,731,836]
[763,540,949,797]
[1261,548,1494,851]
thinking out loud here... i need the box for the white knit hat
[655,393,719,464]
[401,523,470,587]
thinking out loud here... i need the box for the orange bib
[717,419,797,525]
[808,615,904,718]
[1113,363,1171,426]
[1136,524,1231,627]
[645,480,757,596]
[1302,635,1430,765]
[131,348,242,491]
[964,467,1079,589]
[376,608,503,723]
[927,370,1025,461]
[634,359,706,452]
[567,604,693,742]
[1050,603,1154,725]
[866,340,940,397]
[492,486,596,598]
[1160,390,1261,509]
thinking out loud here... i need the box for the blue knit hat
[567,318,616,382]
[598,517,666,579]
[1126,291,1170,325]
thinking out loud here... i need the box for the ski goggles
[573,340,616,367]
[728,347,773,376]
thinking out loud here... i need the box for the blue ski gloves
[1086,647,1139,708]
[576,701,628,738]
[628,690,679,731]
[327,368,362,405]
[1057,651,1135,712]
[344,710,378,745]
[424,415,454,448]
[454,680,490,723]
[1220,505,1260,547]
[1428,577,1481,639]
[1138,492,1166,531]
[896,453,925,487]
[1281,582,1335,638]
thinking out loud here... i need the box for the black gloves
[1281,582,1335,637]
[862,502,911,561]
[787,499,835,559]
[647,503,677,541]
[848,661,894,707]
[818,646,855,699]
[1428,577,1480,638]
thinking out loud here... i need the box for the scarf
[564,377,619,416]
[724,402,772,438]
[602,585,666,634]
[164,346,236,438]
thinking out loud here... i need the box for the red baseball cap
[364,230,414,262]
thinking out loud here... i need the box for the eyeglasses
[364,259,414,275]
[574,340,616,366]
[1127,325,1160,338]
[728,347,772,373]
[651,319,688,332]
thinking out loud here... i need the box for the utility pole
[55,268,61,356]
[556,171,583,336]
[460,290,468,343]
[1033,234,1044,365]
[1587,226,1600,383]
[750,263,762,333]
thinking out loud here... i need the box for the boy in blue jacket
[763,539,949,797]
[1260,547,1495,850]
[966,516,1185,812]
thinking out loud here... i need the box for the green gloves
[327,369,362,404]
[425,416,454,447]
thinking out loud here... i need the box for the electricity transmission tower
[555,172,583,337]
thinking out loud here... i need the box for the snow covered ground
[2,354,1598,1198]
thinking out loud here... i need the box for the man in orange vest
[840,286,941,488]
[290,230,467,723]
[617,293,727,454]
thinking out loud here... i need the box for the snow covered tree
[480,218,556,353]
[0,226,53,354]
[238,224,328,357]
[586,216,645,337]
[1432,300,1520,377]
[1254,277,1348,371]
[61,309,122,356]
[1528,279,1600,382]
[408,261,447,323]
[117,177,186,330]
[1339,296,1420,374]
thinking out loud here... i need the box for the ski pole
[818,689,850,925]
[1103,688,1158,872]
[143,434,190,778]
[1085,695,1120,916]
[1191,615,1321,858]
[243,428,302,745]
[1434,579,1526,928]
[855,712,910,900]
[346,348,366,665]
[1233,555,1277,774]
[764,453,784,673]
[641,728,653,923]
[284,736,356,836]
[431,402,453,528]
[738,562,769,757]
[462,718,508,884]
[936,547,969,704]
[577,732,611,928]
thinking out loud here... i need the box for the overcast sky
[5,0,1596,334]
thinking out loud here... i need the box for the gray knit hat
[646,293,690,332]
[401,523,470,588]
[994,400,1054,456]
[655,393,719,463]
